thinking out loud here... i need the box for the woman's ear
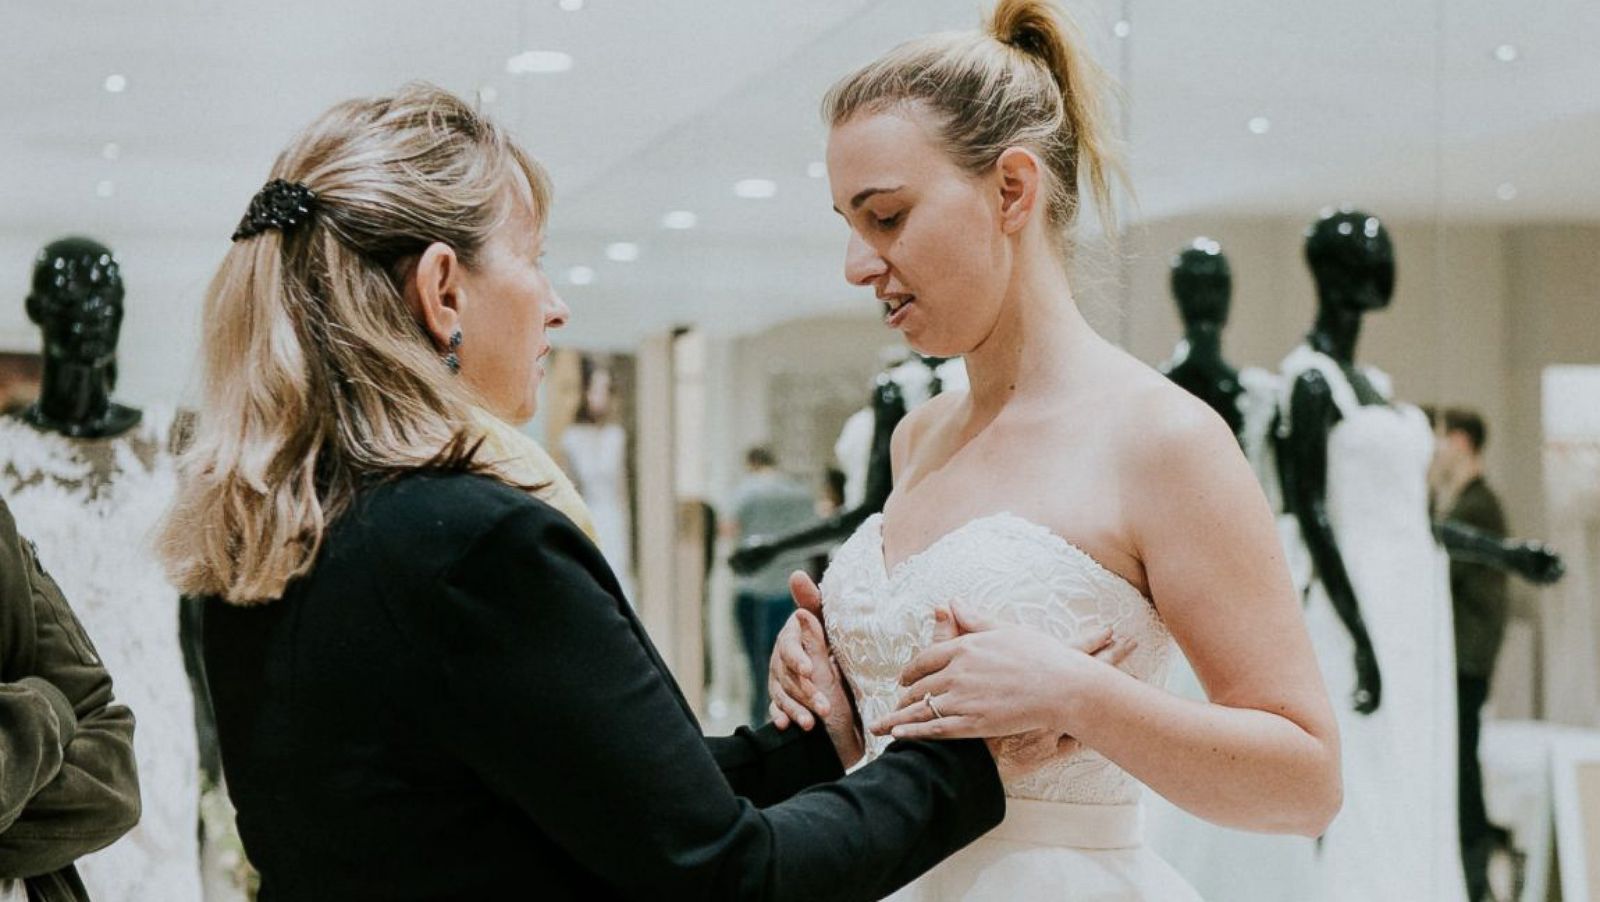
[403,242,463,349]
[995,147,1043,236]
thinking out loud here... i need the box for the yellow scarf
[469,407,598,541]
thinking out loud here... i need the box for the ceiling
[2,0,1596,353]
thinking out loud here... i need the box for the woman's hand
[767,572,863,766]
[869,603,1136,745]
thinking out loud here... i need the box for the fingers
[775,648,822,720]
[768,701,789,731]
[770,616,822,727]
[868,694,940,736]
[788,570,824,619]
[1093,634,1138,668]
[898,639,960,688]
[930,606,958,643]
[888,714,980,741]
[1070,626,1114,655]
[770,677,816,731]
[895,672,954,714]
[949,600,998,635]
[772,614,812,676]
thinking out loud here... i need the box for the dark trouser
[736,591,795,726]
[1458,673,1493,902]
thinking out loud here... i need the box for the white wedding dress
[824,512,1202,900]
[1274,345,1465,902]
[0,408,203,902]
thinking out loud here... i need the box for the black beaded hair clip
[231,179,318,242]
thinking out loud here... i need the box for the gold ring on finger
[924,693,944,719]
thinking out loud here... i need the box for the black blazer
[203,472,1003,901]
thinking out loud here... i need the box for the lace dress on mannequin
[824,512,1201,900]
[1275,345,1465,902]
[0,407,202,902]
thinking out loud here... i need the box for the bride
[769,1,1342,897]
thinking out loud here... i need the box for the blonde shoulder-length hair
[159,83,549,605]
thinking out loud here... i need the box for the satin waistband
[986,798,1143,850]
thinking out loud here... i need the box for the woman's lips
[884,296,915,328]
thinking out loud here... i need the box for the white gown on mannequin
[0,407,202,902]
[1275,345,1465,902]
[824,512,1201,900]
[560,422,634,602]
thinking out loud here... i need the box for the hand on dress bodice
[868,603,1139,782]
[767,573,863,767]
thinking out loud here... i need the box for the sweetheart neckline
[868,511,1150,602]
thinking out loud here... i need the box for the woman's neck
[963,254,1093,418]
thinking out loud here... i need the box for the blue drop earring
[444,329,463,374]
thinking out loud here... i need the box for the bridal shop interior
[4,0,1600,900]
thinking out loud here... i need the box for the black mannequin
[1276,209,1398,715]
[1278,210,1563,715]
[728,372,907,576]
[1161,239,1244,438]
[17,237,142,439]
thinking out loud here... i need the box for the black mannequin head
[19,236,140,438]
[1170,238,1232,331]
[26,236,125,371]
[1304,208,1394,313]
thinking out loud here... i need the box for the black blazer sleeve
[703,722,848,808]
[385,500,1004,902]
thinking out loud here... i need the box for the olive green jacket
[1449,478,1511,679]
[0,499,140,901]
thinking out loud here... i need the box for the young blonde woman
[159,85,1059,900]
[768,1,1342,898]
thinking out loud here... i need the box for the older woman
[156,84,1031,901]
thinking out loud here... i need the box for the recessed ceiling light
[477,85,498,105]
[567,265,595,285]
[101,142,120,161]
[1113,20,1132,38]
[96,180,115,198]
[1496,183,1518,201]
[661,211,698,230]
[559,0,584,9]
[605,242,640,262]
[506,51,573,75]
[734,178,777,199]
[1248,116,1271,135]
[103,74,127,93]
[806,161,827,179]
[1494,44,1519,63]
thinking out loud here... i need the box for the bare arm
[1075,404,1340,834]
[884,400,1340,836]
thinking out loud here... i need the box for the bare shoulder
[890,389,966,476]
[1097,351,1236,456]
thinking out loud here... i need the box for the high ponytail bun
[989,0,1121,240]
[826,0,1125,250]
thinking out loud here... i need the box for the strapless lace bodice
[823,512,1175,805]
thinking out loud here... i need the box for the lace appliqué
[0,408,205,902]
[824,512,1174,805]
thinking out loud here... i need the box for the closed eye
[873,212,903,230]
